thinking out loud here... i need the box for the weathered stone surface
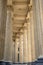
[0,0,7,60]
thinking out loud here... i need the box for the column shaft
[4,8,13,61]
[0,0,7,60]
[33,0,43,58]
[39,0,43,33]
[30,11,36,61]
[27,21,32,62]
[12,42,15,63]
[14,38,19,63]
[19,33,23,63]
[38,0,43,55]
[23,23,28,62]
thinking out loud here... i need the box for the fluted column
[38,0,43,56]
[38,0,43,34]
[23,23,28,62]
[4,7,13,62]
[30,10,36,61]
[27,20,32,62]
[30,11,36,61]
[0,0,7,60]
[33,0,43,58]
[15,38,19,63]
[19,29,23,63]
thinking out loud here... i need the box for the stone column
[38,0,43,34]
[14,38,19,63]
[27,20,32,62]
[4,7,13,62]
[0,0,7,60]
[33,0,43,58]
[30,11,36,61]
[19,29,23,63]
[12,41,15,63]
[23,23,28,62]
[38,0,43,56]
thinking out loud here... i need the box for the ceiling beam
[13,0,28,2]
[14,12,27,16]
[13,2,28,5]
[13,5,27,9]
[13,25,22,27]
[13,17,25,20]
[13,14,26,17]
[13,14,26,18]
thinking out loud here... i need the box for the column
[27,20,32,62]
[38,0,43,34]
[33,0,43,58]
[4,7,13,62]
[0,0,7,60]
[14,38,19,63]
[30,11,36,61]
[19,29,23,63]
[23,23,28,62]
[38,0,43,56]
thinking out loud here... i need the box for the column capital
[15,37,19,45]
[28,0,32,11]
[23,22,27,30]
[7,0,13,11]
[7,0,12,7]
[19,29,23,34]
[26,12,30,20]
[26,11,32,22]
[15,34,20,39]
[7,6,13,11]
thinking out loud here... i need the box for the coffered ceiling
[7,0,32,41]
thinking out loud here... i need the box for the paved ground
[13,64,27,65]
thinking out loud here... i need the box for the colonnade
[0,0,43,63]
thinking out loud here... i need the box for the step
[0,61,43,65]
[36,58,43,65]
[13,63,28,65]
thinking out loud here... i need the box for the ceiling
[7,0,31,41]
